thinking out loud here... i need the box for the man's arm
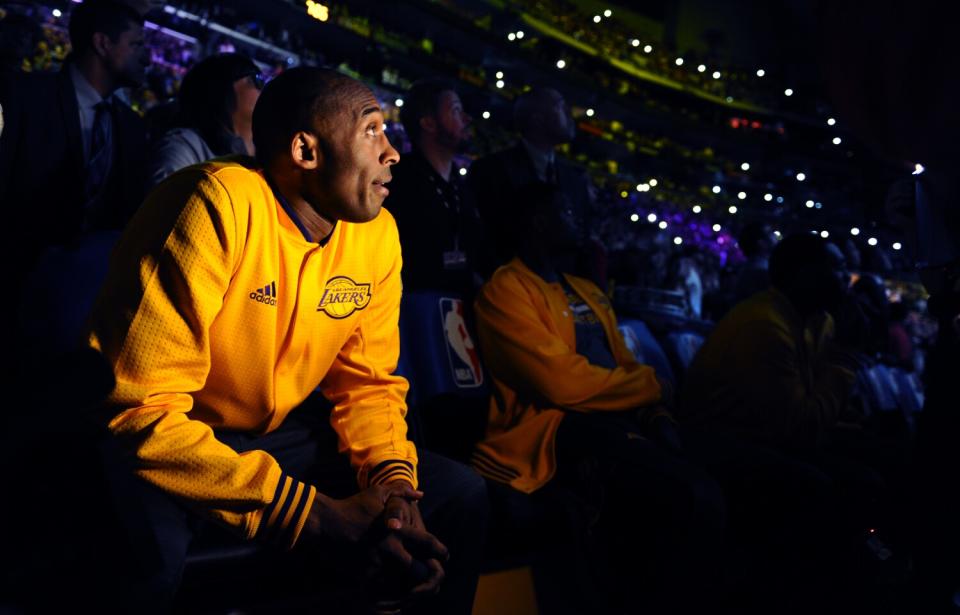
[475,269,662,411]
[89,170,313,548]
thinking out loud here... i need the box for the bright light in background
[764,193,773,202]
[674,237,683,245]
[806,200,815,208]
[697,64,706,73]
[52,8,62,17]
[832,137,842,145]
[649,178,658,187]
[692,205,702,213]
[586,108,595,117]
[647,213,658,223]
[516,30,525,39]
[756,68,765,77]
[712,71,721,79]
[631,39,640,47]
[593,15,601,23]
[913,163,925,175]
[712,185,722,194]
[774,230,782,238]
[306,0,329,21]
[495,80,504,89]
[630,213,640,222]
[508,33,516,41]
[728,205,738,214]
[644,44,653,53]
[459,168,467,176]
[394,98,404,107]
[827,118,836,126]
[675,58,684,66]
[482,111,490,119]
[776,196,784,203]
[784,88,794,97]
[737,191,747,200]
[820,230,830,238]
[620,190,628,198]
[712,223,722,232]
[604,9,612,17]
[556,59,566,69]
[796,172,806,181]
[893,242,902,250]
[637,183,650,192]
[868,237,878,246]
[850,227,860,236]
[495,71,504,79]
[815,202,822,209]
[658,220,668,229]
[741,162,750,171]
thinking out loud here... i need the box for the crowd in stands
[1,1,956,614]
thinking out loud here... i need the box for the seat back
[618,318,675,388]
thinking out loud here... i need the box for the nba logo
[439,298,483,388]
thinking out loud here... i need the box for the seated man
[471,183,724,613]
[87,67,486,613]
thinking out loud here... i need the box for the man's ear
[419,115,437,136]
[91,31,112,59]
[291,131,320,169]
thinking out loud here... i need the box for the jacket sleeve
[729,318,856,447]
[318,216,418,489]
[89,170,314,549]
[475,270,661,412]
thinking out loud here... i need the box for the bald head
[252,67,373,166]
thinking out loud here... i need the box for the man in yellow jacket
[472,182,724,613]
[88,67,486,613]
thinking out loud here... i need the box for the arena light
[832,137,842,145]
[620,190,628,198]
[756,68,765,77]
[643,44,653,53]
[586,108,595,117]
[495,71,504,79]
[868,237,878,246]
[712,223,722,232]
[784,88,794,97]
[658,220,668,229]
[637,183,650,192]
[593,15,601,23]
[776,196,784,203]
[796,172,806,181]
[305,0,329,21]
[712,71,721,79]
[508,32,516,41]
[913,163,925,175]
[516,30,525,39]
[481,111,490,119]
[764,193,773,202]
[820,230,830,238]
[630,213,640,222]
[649,178,658,187]
[692,205,702,213]
[496,80,505,89]
[850,227,860,236]
[394,98,404,107]
[774,230,782,238]
[737,191,747,200]
[603,9,612,17]
[805,200,815,208]
[631,39,640,47]
[52,8,62,17]
[741,162,750,171]
[728,205,738,214]
[712,185,722,194]
[674,237,683,245]
[892,242,902,250]
[697,64,706,73]
[675,58,684,66]
[827,117,836,126]
[459,168,467,176]
[556,59,566,69]
[647,213,658,223]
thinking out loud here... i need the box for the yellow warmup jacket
[471,259,662,493]
[678,288,857,449]
[87,158,416,549]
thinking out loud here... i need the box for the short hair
[178,53,259,152]
[252,66,368,166]
[513,87,560,132]
[400,78,457,145]
[68,0,143,56]
[769,234,829,289]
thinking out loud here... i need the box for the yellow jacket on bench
[88,158,416,549]
[471,259,662,493]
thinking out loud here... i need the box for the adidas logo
[249,281,278,306]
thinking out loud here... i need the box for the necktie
[85,99,113,206]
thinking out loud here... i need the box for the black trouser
[99,398,488,614]
[551,411,726,614]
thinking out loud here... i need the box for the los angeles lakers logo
[317,276,372,319]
